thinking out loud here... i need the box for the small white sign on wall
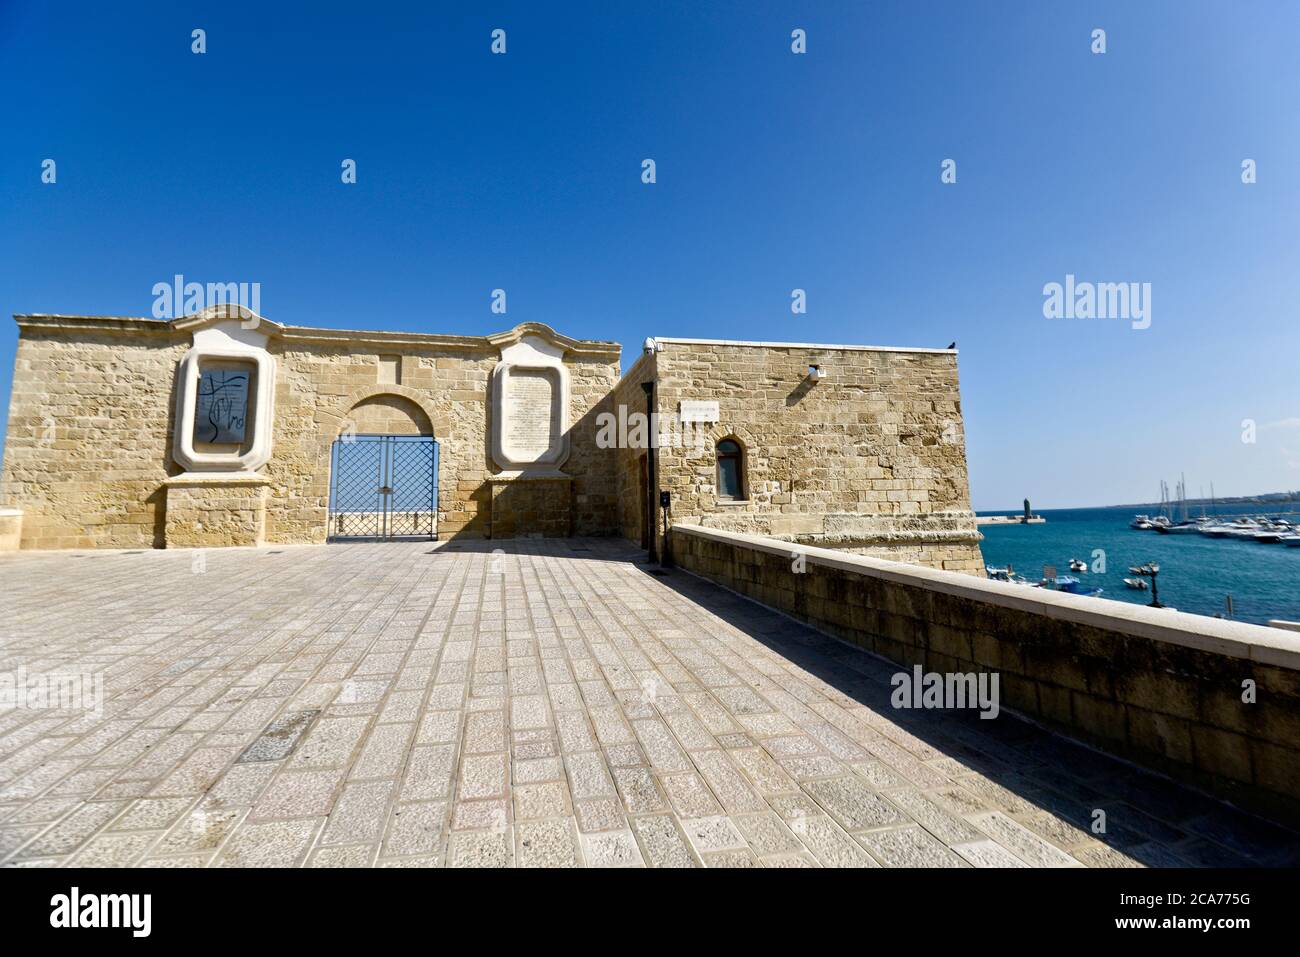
[679,400,720,424]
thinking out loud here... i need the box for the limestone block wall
[1,317,622,548]
[563,354,622,536]
[608,350,657,543]
[488,477,573,538]
[0,508,20,550]
[673,524,1300,824]
[266,333,620,543]
[265,337,499,544]
[2,317,982,558]
[1,320,186,549]
[164,476,269,547]
[650,340,984,573]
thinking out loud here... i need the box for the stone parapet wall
[678,508,985,574]
[671,523,1300,824]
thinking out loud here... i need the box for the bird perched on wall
[946,341,956,350]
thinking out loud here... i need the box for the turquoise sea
[976,506,1300,626]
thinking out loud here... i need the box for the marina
[979,503,1300,626]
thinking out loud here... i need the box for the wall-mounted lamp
[808,364,825,381]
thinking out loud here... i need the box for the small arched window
[716,439,745,500]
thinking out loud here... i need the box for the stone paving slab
[2,538,1299,868]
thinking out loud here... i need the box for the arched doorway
[327,394,438,541]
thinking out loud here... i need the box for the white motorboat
[1123,578,1149,590]
[1129,514,1153,529]
[1155,520,1204,535]
[986,566,1042,587]
[1224,520,1261,540]
[1068,559,1087,573]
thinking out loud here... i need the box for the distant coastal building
[0,307,984,573]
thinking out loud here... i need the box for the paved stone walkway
[1,538,1297,868]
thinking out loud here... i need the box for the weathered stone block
[1070,692,1126,742]
[1191,724,1254,784]
[164,475,270,548]
[1125,708,1194,765]
[0,507,21,550]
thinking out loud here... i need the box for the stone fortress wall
[1,312,622,549]
[1,318,185,549]
[643,337,984,573]
[0,310,983,574]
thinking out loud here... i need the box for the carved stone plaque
[490,333,571,475]
[504,369,556,461]
[679,400,720,424]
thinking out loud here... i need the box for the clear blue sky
[2,1,1298,510]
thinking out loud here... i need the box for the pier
[976,496,1045,525]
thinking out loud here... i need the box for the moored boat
[1043,575,1103,597]
[1155,520,1203,535]
[1223,520,1260,539]
[986,566,1042,587]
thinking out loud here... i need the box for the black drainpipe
[641,379,658,563]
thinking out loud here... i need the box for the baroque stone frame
[490,334,572,477]
[172,325,276,474]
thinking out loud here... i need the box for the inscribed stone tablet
[505,369,556,461]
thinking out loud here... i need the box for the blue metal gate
[327,435,438,540]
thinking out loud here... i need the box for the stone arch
[345,394,433,437]
[689,423,765,503]
[315,385,451,451]
[699,422,760,455]
[713,433,748,500]
[314,386,450,541]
